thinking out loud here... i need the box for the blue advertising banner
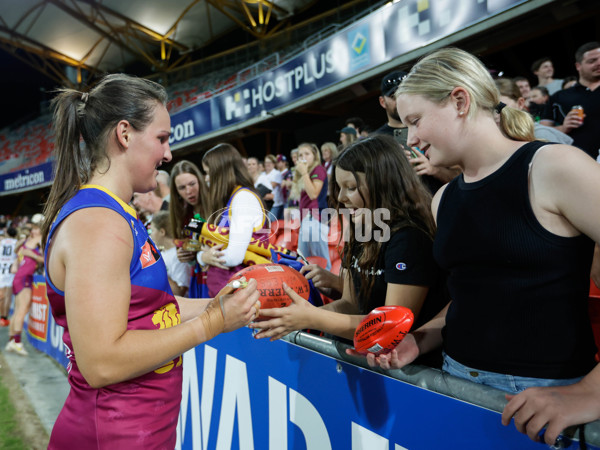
[25,279,597,449]
[168,100,213,147]
[1,0,532,188]
[175,327,589,450]
[0,161,53,194]
[214,40,340,127]
[383,0,488,56]
[169,0,528,147]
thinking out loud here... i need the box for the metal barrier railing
[283,330,600,448]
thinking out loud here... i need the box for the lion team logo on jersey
[152,303,182,374]
[140,239,161,269]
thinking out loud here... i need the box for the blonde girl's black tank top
[435,141,596,378]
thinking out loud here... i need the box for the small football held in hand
[353,306,414,356]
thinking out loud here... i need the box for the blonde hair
[494,78,535,141]
[396,47,533,142]
[340,131,357,149]
[264,154,277,166]
[321,142,338,161]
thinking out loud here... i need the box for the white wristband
[196,251,205,265]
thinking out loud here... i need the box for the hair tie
[81,92,89,104]
[495,102,506,114]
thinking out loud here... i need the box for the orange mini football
[353,306,414,356]
[228,264,310,314]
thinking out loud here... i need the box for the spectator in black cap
[375,70,461,194]
[345,117,368,138]
[375,70,408,135]
[338,126,357,150]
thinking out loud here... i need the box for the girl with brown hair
[168,159,209,297]
[251,134,446,345]
[199,143,268,296]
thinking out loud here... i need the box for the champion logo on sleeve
[395,262,407,271]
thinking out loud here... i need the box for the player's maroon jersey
[45,185,183,449]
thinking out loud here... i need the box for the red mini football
[353,306,414,356]
[228,264,310,314]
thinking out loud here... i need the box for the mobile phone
[393,127,409,150]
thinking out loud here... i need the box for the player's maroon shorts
[12,274,33,295]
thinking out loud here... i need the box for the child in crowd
[252,135,446,346]
[150,211,191,297]
[291,143,331,270]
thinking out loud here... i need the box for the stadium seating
[0,117,54,170]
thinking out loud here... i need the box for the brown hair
[332,134,435,312]
[151,211,172,237]
[42,74,167,245]
[530,57,552,73]
[168,160,208,239]
[202,143,261,225]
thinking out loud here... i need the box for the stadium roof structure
[0,0,326,87]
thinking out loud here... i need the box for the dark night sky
[0,0,364,131]
[0,50,56,129]
[0,4,597,131]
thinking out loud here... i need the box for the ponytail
[498,107,535,141]
[42,74,167,246]
[398,48,535,142]
[41,90,89,246]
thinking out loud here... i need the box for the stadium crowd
[0,40,599,447]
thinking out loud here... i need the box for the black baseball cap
[337,126,357,136]
[380,70,408,97]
